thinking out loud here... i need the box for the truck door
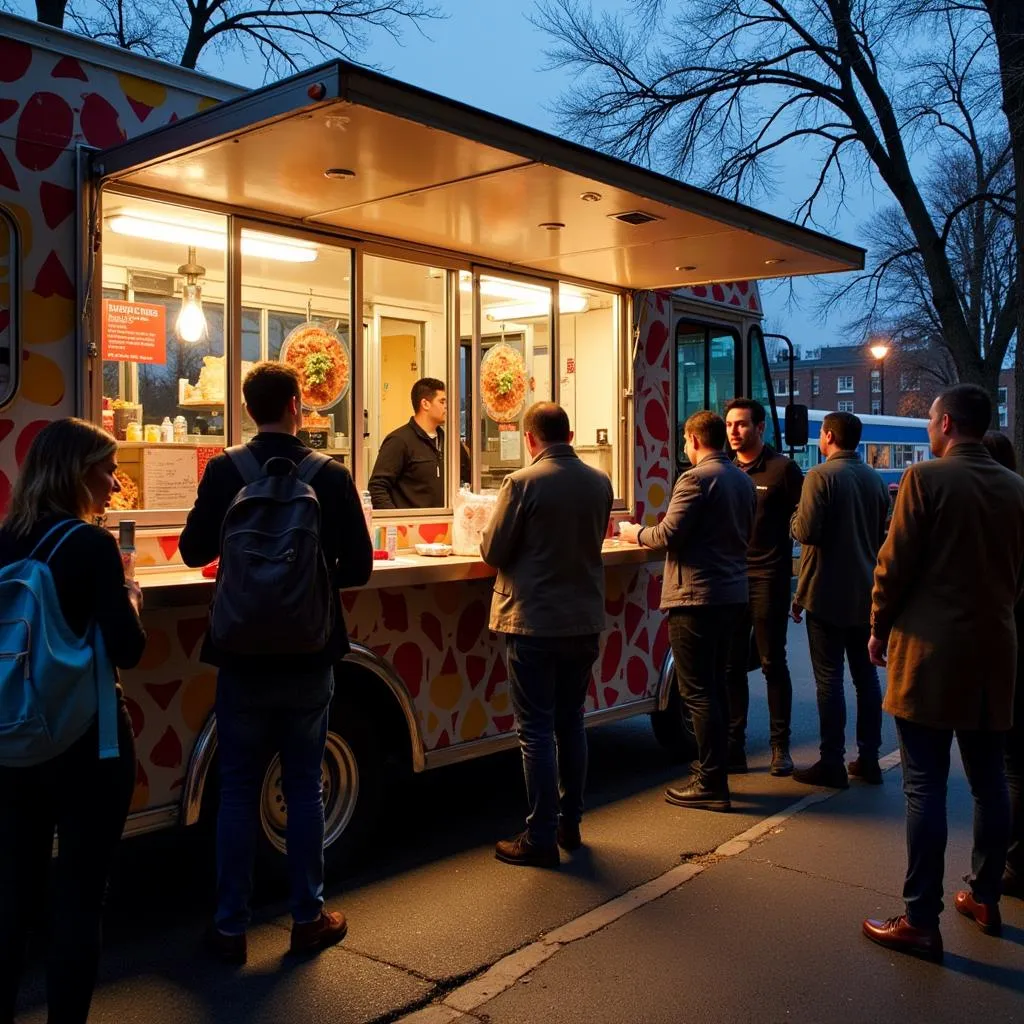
[673,319,787,469]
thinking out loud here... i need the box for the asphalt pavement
[15,623,1022,1024]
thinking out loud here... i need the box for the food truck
[0,13,862,871]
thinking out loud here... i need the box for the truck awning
[91,63,864,291]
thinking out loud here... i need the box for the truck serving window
[0,206,20,410]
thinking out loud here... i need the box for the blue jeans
[896,717,1010,929]
[805,614,881,765]
[214,667,333,934]
[506,634,600,847]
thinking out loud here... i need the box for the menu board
[102,300,167,364]
[142,447,198,509]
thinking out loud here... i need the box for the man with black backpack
[180,362,372,966]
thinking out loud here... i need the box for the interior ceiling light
[456,274,588,314]
[676,265,697,272]
[176,247,207,344]
[107,214,318,263]
[324,167,356,180]
[538,221,566,230]
[486,294,589,321]
[579,192,602,202]
[764,257,785,265]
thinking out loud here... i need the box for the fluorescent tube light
[107,214,319,264]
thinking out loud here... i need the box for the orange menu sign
[102,300,166,364]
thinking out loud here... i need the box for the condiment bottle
[360,490,373,538]
[173,415,187,443]
[118,520,136,580]
[160,416,174,443]
[126,421,143,443]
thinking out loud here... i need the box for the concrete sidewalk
[427,754,1024,1024]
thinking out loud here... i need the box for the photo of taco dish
[480,342,528,422]
[279,321,351,411]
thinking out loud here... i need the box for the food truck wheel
[650,684,698,762]
[256,699,382,875]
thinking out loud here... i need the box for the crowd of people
[1,369,1021,1021]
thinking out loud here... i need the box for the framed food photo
[480,341,528,423]
[279,321,352,413]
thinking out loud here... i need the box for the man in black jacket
[723,398,804,777]
[369,377,453,509]
[180,362,372,966]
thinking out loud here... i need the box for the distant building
[769,343,1014,432]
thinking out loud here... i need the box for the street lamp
[869,341,890,415]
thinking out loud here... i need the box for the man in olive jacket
[791,411,890,789]
[620,411,755,812]
[863,384,1024,964]
[480,402,613,868]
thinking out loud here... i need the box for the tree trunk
[35,0,67,28]
[986,0,1024,464]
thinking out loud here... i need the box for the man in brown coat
[480,402,613,868]
[862,384,1024,963]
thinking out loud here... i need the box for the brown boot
[290,910,348,954]
[495,831,559,867]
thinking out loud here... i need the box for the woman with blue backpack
[0,418,146,1024]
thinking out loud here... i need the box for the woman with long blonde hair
[0,417,146,1024]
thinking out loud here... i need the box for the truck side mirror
[785,404,809,448]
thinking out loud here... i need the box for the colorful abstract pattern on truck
[125,563,669,810]
[0,35,221,510]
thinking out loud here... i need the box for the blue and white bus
[778,408,931,487]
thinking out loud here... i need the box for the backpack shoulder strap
[226,445,264,486]
[295,450,332,486]
[29,519,88,564]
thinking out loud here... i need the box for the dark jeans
[215,667,333,935]
[805,613,882,765]
[1006,703,1024,882]
[505,634,600,847]
[0,705,136,1024]
[725,573,793,749]
[896,717,1009,929]
[669,605,743,790]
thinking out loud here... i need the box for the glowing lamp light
[485,293,589,321]
[176,281,207,343]
[870,342,890,360]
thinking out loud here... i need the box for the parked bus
[783,409,931,487]
[0,13,860,871]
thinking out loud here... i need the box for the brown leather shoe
[290,910,348,954]
[862,915,943,963]
[495,831,559,868]
[955,890,1002,936]
[204,925,247,966]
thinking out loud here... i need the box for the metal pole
[880,357,885,416]
[763,332,795,457]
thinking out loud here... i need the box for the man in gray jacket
[620,411,755,811]
[791,411,890,789]
[481,402,613,867]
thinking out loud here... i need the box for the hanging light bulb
[176,247,207,343]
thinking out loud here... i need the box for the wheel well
[181,651,423,828]
[333,660,416,773]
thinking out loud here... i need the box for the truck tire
[650,681,698,762]
[255,694,382,879]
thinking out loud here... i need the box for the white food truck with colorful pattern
[0,13,860,871]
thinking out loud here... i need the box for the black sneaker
[557,820,582,852]
[770,744,794,777]
[792,760,849,789]
[665,779,731,812]
[495,831,559,868]
[848,757,883,785]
